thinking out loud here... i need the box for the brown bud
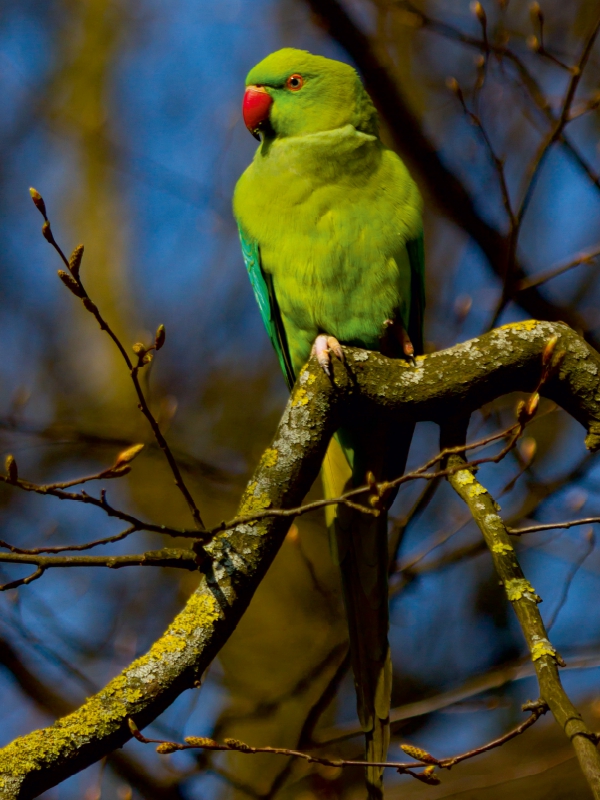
[57,270,86,299]
[5,455,18,483]
[470,1,486,23]
[519,436,537,464]
[114,443,144,468]
[82,298,98,315]
[29,187,47,219]
[42,220,53,242]
[400,744,439,764]
[415,766,441,785]
[529,1,543,25]
[445,76,465,106]
[526,34,540,51]
[223,738,251,751]
[69,245,84,279]
[542,335,558,367]
[184,736,219,748]
[127,718,140,735]
[105,465,132,478]
[156,742,179,754]
[155,324,166,351]
[525,392,539,418]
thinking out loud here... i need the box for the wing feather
[238,226,295,390]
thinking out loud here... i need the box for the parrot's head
[242,48,378,141]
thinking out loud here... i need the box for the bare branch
[129,702,547,786]
[0,549,198,583]
[30,191,205,530]
[445,422,600,797]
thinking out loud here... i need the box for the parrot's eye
[286,74,304,91]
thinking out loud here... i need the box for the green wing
[406,231,425,356]
[238,225,296,390]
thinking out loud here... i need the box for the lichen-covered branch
[443,419,600,799]
[1,320,600,798]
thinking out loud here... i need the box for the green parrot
[233,48,424,799]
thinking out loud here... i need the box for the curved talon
[312,334,344,376]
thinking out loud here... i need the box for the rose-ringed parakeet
[233,49,424,799]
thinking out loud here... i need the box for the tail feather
[321,427,413,799]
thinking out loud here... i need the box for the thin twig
[31,193,205,529]
[0,526,138,555]
[128,704,547,782]
[515,246,600,292]
[0,549,198,583]
[0,567,45,592]
[509,517,600,536]
[546,530,596,632]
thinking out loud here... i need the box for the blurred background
[1,0,600,797]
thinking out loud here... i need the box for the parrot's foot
[383,320,416,365]
[312,334,344,377]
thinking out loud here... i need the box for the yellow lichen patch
[531,639,557,661]
[306,373,316,385]
[239,482,272,517]
[500,320,538,332]
[505,578,537,601]
[454,470,475,486]
[154,634,187,655]
[261,448,279,468]
[467,483,487,498]
[291,387,309,406]
[170,591,220,634]
[0,590,222,785]
[492,542,514,554]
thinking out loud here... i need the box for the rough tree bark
[1,320,600,799]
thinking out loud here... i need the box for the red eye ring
[286,74,304,91]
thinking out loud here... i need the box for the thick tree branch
[1,321,600,798]
[444,421,600,798]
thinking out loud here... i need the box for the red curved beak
[243,85,273,140]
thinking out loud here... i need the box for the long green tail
[322,426,413,799]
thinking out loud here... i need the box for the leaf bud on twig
[542,335,558,367]
[127,718,140,735]
[142,352,153,365]
[415,766,441,785]
[155,324,166,351]
[470,1,486,24]
[520,436,537,464]
[156,742,180,754]
[29,188,47,219]
[400,744,439,764]
[223,738,252,751]
[445,77,465,107]
[5,455,18,483]
[132,342,146,355]
[42,221,53,243]
[69,245,84,279]
[57,270,86,299]
[529,2,543,26]
[526,34,540,52]
[114,443,144,468]
[184,737,219,748]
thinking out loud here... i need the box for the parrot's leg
[383,320,416,365]
[311,334,344,376]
